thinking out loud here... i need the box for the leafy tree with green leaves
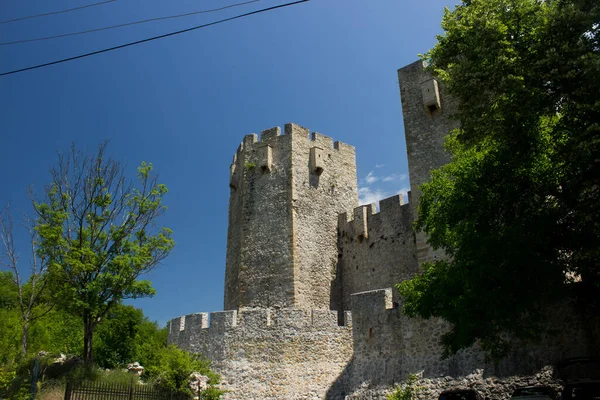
[93,304,145,369]
[0,209,54,357]
[33,142,174,365]
[398,0,600,360]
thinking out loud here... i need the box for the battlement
[338,192,412,240]
[231,122,355,164]
[168,307,352,337]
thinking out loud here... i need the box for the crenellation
[310,132,334,149]
[351,288,394,314]
[343,310,353,328]
[379,193,404,213]
[311,309,339,328]
[237,308,271,328]
[242,133,258,150]
[352,203,376,239]
[284,122,310,138]
[260,126,281,141]
[210,310,238,332]
[185,312,209,330]
[167,59,600,399]
[339,194,413,239]
[333,140,355,154]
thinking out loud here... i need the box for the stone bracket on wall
[421,78,441,113]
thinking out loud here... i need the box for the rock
[189,372,210,394]
[127,362,144,376]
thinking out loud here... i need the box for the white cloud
[358,187,390,206]
[382,173,407,182]
[365,171,378,184]
[375,164,384,169]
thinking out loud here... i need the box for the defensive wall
[337,194,418,310]
[335,289,599,400]
[167,59,600,399]
[168,307,353,399]
[168,288,598,400]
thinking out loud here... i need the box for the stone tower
[224,123,358,310]
[398,60,459,264]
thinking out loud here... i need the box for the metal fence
[64,380,190,400]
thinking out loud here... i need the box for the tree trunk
[83,311,94,366]
[21,321,29,357]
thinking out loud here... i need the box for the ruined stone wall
[398,61,459,265]
[339,288,598,400]
[337,195,418,310]
[167,308,353,400]
[225,123,358,310]
[289,124,358,310]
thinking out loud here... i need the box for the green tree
[33,142,174,365]
[93,303,167,369]
[0,209,54,357]
[398,0,600,359]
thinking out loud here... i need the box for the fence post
[129,376,134,400]
[63,381,73,400]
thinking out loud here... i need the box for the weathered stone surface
[166,59,600,399]
[169,308,353,400]
[224,124,358,310]
[398,60,458,265]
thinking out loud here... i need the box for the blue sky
[0,0,455,326]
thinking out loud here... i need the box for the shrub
[387,373,422,400]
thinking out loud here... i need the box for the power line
[1,0,116,24]
[0,0,310,77]
[1,0,261,46]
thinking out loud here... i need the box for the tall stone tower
[224,123,358,310]
[398,60,459,264]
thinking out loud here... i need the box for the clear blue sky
[0,0,455,326]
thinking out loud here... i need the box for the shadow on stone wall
[325,296,600,400]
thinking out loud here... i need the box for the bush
[387,373,422,400]
[148,345,223,398]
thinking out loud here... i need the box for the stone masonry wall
[168,308,353,400]
[289,124,358,311]
[225,128,295,309]
[337,195,418,310]
[339,288,598,400]
[398,60,459,265]
[225,124,358,310]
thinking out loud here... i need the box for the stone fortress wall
[337,194,418,310]
[341,289,596,400]
[168,60,599,399]
[168,308,353,399]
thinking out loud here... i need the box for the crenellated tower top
[224,123,358,311]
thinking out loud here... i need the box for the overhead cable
[1,0,116,24]
[1,0,261,46]
[0,0,310,77]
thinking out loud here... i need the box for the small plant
[387,373,422,400]
[244,162,256,169]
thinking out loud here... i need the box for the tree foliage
[33,142,174,364]
[0,209,54,357]
[398,0,600,359]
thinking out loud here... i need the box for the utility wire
[0,0,309,77]
[1,0,261,46]
[1,0,116,24]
